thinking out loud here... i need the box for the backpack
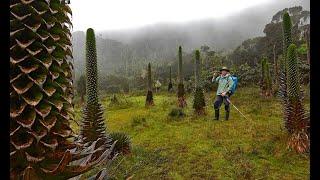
[228,75,238,95]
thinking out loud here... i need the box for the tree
[285,44,309,153]
[80,28,111,145]
[193,50,206,115]
[10,1,112,179]
[146,63,154,106]
[177,46,187,107]
[76,74,86,103]
[168,66,173,92]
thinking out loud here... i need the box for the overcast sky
[70,0,309,32]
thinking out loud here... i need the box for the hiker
[212,67,234,120]
[155,80,162,92]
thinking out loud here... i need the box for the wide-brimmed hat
[219,66,230,72]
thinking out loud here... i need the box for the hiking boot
[225,111,230,120]
[214,109,219,120]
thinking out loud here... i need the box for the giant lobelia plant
[193,50,206,115]
[279,12,292,123]
[79,28,111,145]
[10,0,113,179]
[285,44,310,153]
[145,62,154,106]
[177,46,187,107]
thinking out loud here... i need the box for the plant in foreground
[109,132,132,155]
[10,1,112,179]
[285,44,309,153]
[79,28,111,146]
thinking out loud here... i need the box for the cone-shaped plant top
[286,44,300,100]
[80,28,109,144]
[282,12,292,61]
[86,28,99,106]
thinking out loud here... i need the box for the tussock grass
[72,86,309,179]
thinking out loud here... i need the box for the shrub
[110,132,132,155]
[168,108,185,118]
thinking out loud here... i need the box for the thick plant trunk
[177,46,187,107]
[145,90,154,106]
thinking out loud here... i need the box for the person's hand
[221,92,226,96]
[213,72,218,77]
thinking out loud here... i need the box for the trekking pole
[225,97,251,121]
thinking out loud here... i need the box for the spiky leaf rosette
[285,44,309,153]
[146,63,154,106]
[193,50,206,115]
[177,46,187,107]
[80,28,110,145]
[109,132,131,155]
[10,1,113,179]
[193,87,206,115]
[282,12,292,62]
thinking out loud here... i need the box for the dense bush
[232,63,260,87]
[168,108,185,118]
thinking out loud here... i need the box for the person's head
[221,70,228,76]
[219,66,230,76]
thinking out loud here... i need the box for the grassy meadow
[72,86,309,179]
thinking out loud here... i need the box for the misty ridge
[71,2,309,79]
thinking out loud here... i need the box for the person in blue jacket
[212,67,234,120]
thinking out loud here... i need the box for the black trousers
[214,95,230,111]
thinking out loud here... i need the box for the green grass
[73,86,309,179]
